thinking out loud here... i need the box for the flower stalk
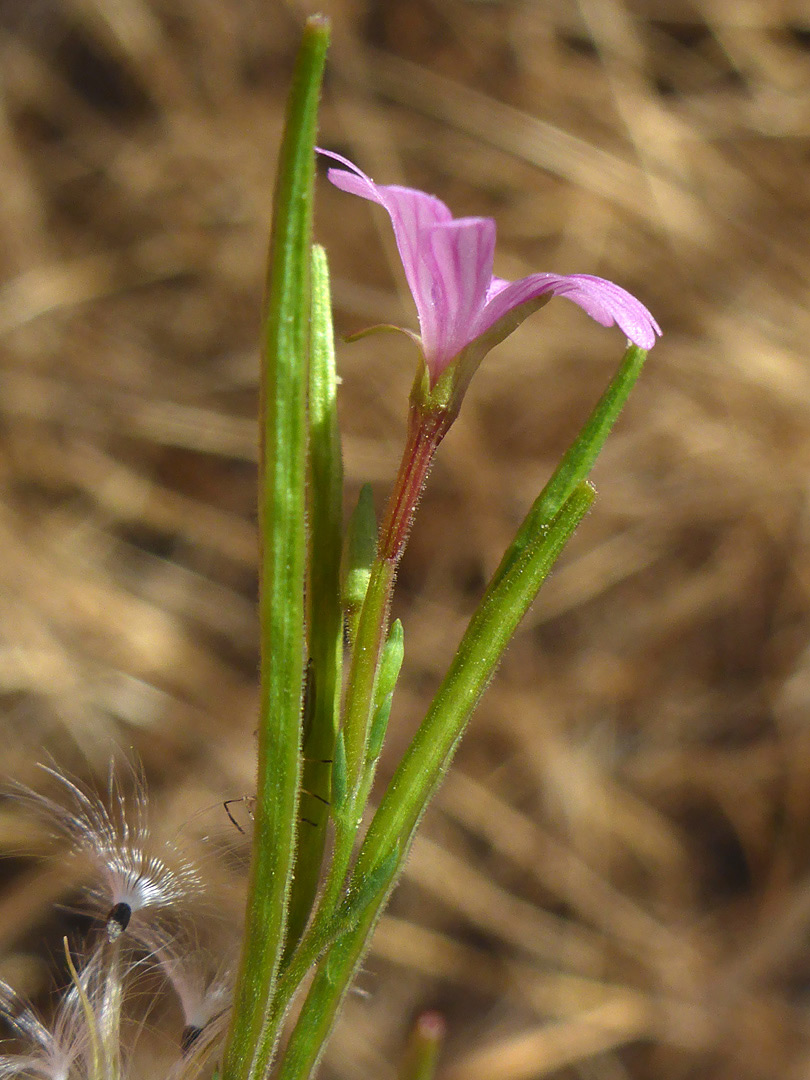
[303,396,451,981]
[275,483,597,1080]
[378,399,453,565]
[339,398,451,802]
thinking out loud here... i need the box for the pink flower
[319,149,660,387]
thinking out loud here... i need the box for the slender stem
[379,404,451,564]
[250,400,451,1070]
[273,346,648,1075]
[322,402,451,872]
[275,485,596,1080]
[342,402,451,796]
[334,402,451,898]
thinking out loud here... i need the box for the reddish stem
[378,404,452,565]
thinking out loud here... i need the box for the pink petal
[320,150,453,312]
[320,149,452,231]
[325,165,382,205]
[416,218,495,377]
[476,273,661,350]
[372,185,454,336]
[320,150,499,378]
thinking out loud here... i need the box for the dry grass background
[0,0,809,1077]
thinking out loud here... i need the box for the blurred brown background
[0,0,809,1077]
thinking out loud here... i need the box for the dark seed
[106,901,132,938]
[181,1025,203,1053]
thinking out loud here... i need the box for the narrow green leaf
[367,694,393,765]
[374,618,404,712]
[340,558,398,805]
[331,730,347,814]
[281,845,399,990]
[356,482,596,894]
[222,18,329,1080]
[328,843,400,941]
[341,483,378,644]
[251,844,401,1077]
[300,659,316,745]
[351,618,403,816]
[274,484,595,1080]
[286,244,345,953]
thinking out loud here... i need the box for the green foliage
[222,18,329,1080]
[341,483,378,644]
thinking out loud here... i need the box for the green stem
[222,18,329,1080]
[342,403,452,798]
[261,404,451,1063]
[272,342,647,1074]
[274,484,595,1080]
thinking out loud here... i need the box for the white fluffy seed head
[0,945,108,1080]
[13,764,203,938]
[4,763,231,1078]
[137,926,232,1049]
